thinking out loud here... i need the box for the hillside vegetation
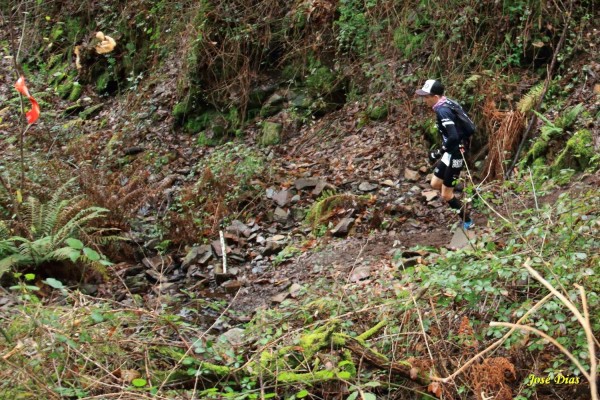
[0,0,598,399]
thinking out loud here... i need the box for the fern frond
[53,207,109,245]
[555,104,584,129]
[518,82,545,113]
[46,246,80,263]
[0,253,28,276]
[41,199,69,237]
[0,221,10,239]
[54,196,87,230]
[19,236,53,264]
[22,196,40,238]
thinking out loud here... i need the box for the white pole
[219,230,227,274]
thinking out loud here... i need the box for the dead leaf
[428,381,442,398]
[121,369,141,383]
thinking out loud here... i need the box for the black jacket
[433,98,467,154]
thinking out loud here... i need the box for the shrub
[0,182,115,279]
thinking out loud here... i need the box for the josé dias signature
[527,373,580,386]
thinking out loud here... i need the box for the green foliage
[393,27,425,59]
[525,104,585,165]
[272,246,301,266]
[518,82,545,113]
[305,58,338,97]
[0,181,114,278]
[335,0,378,55]
[552,129,597,173]
[407,187,599,376]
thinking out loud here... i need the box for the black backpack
[444,99,476,140]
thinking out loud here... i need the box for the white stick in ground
[219,230,227,274]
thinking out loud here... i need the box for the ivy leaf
[347,393,359,400]
[44,278,64,290]
[132,378,147,387]
[337,371,352,379]
[91,310,105,323]
[83,247,100,261]
[66,238,84,250]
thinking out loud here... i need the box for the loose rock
[358,182,378,192]
[331,218,355,237]
[404,168,420,182]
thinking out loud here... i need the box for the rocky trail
[76,95,496,332]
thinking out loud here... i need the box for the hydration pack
[445,99,476,140]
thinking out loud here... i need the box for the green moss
[79,104,104,120]
[68,83,82,102]
[367,104,388,121]
[552,129,596,173]
[277,369,336,383]
[259,122,282,146]
[305,64,337,96]
[357,320,387,341]
[526,139,548,163]
[185,110,225,134]
[197,361,230,376]
[393,27,425,58]
[96,71,111,93]
[172,101,192,121]
[57,82,74,99]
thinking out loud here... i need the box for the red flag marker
[15,76,40,124]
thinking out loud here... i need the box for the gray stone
[221,328,246,346]
[289,283,303,298]
[331,218,355,237]
[80,284,98,296]
[358,182,378,192]
[449,228,476,250]
[350,266,371,282]
[273,190,291,207]
[294,178,320,190]
[291,194,301,203]
[212,240,230,258]
[181,245,212,268]
[312,181,333,196]
[142,255,173,272]
[266,187,276,199]
[273,207,290,223]
[421,190,439,202]
[226,220,252,238]
[290,93,312,109]
[404,168,420,182]
[271,291,289,303]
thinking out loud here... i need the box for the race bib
[452,158,463,168]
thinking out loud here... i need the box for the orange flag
[14,76,40,124]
